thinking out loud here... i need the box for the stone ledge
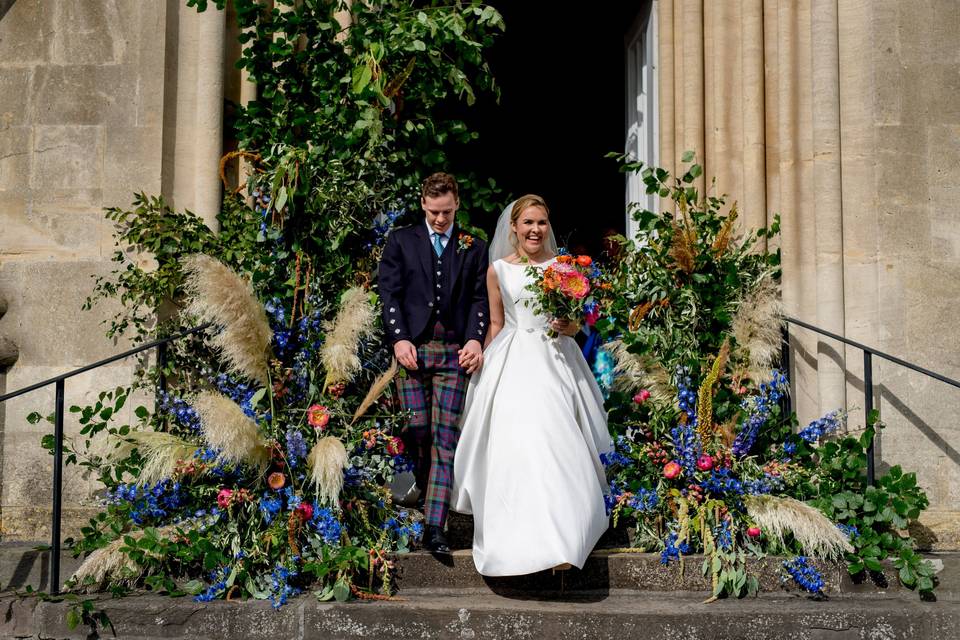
[0,590,957,640]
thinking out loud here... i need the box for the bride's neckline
[501,255,556,267]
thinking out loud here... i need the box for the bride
[452,194,613,576]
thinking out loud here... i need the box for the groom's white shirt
[425,221,454,252]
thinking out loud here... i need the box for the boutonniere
[457,233,474,253]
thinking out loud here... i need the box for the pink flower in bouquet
[559,272,591,299]
[747,526,762,538]
[696,454,714,471]
[307,404,330,430]
[386,437,404,456]
[663,461,682,479]
[584,305,601,327]
[216,488,234,509]
[633,389,652,404]
[296,502,314,522]
[551,261,577,275]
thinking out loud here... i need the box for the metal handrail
[782,316,960,486]
[0,323,210,594]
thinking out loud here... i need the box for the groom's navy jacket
[377,223,490,347]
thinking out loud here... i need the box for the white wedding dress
[452,257,613,576]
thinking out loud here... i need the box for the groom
[377,172,489,554]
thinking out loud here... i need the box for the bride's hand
[550,318,579,337]
[458,339,484,374]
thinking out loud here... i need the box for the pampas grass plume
[71,536,139,589]
[351,357,399,424]
[182,254,272,384]
[606,340,675,403]
[127,431,198,486]
[732,274,783,384]
[746,495,854,560]
[193,391,269,469]
[321,287,376,387]
[308,436,348,504]
[72,525,182,590]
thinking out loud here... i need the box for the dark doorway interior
[446,2,644,256]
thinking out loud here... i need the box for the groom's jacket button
[436,271,441,276]
[428,302,434,307]
[478,312,483,316]
[389,307,395,313]
[395,329,400,334]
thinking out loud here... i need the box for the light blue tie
[433,232,444,257]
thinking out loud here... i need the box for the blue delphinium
[660,532,691,565]
[109,481,183,525]
[837,523,859,539]
[743,472,783,495]
[731,370,789,457]
[600,436,632,468]
[157,391,201,432]
[604,479,626,515]
[783,556,824,594]
[715,519,733,550]
[310,504,343,545]
[702,467,745,497]
[211,372,260,418]
[194,566,230,602]
[285,429,307,468]
[670,424,701,478]
[628,488,658,512]
[269,563,302,609]
[259,493,282,524]
[675,368,697,422]
[797,411,843,443]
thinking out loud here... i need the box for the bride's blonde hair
[509,195,550,248]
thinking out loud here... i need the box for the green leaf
[26,412,42,425]
[66,608,81,630]
[681,150,695,162]
[249,387,267,407]
[135,406,150,419]
[352,64,372,94]
[332,578,350,602]
[183,579,205,595]
[863,557,884,572]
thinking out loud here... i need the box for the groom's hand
[458,339,484,374]
[394,340,418,370]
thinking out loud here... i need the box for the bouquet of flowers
[524,252,610,338]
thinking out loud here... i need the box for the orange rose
[542,266,561,291]
[556,254,573,264]
[575,255,593,267]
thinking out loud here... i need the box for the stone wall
[0,0,226,540]
[657,0,960,547]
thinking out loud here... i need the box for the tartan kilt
[395,321,469,528]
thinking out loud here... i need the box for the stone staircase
[1,534,958,639]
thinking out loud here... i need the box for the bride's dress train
[452,257,613,576]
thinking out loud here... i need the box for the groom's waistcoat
[377,223,490,347]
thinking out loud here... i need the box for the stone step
[2,544,958,600]
[393,549,960,599]
[1,590,957,640]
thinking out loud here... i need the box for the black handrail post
[780,323,793,416]
[863,351,876,486]
[51,379,65,595]
[157,341,168,395]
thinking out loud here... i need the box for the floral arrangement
[524,252,611,337]
[63,256,420,605]
[596,154,936,599]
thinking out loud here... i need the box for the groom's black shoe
[424,525,451,555]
